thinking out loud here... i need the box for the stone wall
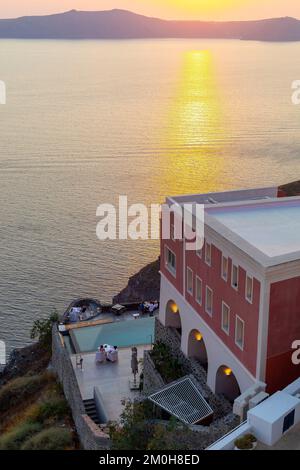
[79,415,111,451]
[154,317,233,419]
[143,348,239,449]
[52,326,110,450]
[149,415,240,450]
[143,350,165,394]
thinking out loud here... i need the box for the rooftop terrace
[207,197,300,262]
[168,186,300,267]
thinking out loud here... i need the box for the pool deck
[71,344,151,422]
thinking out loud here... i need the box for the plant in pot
[234,434,257,450]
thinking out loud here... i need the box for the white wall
[247,390,300,446]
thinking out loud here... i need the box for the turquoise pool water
[70,317,155,353]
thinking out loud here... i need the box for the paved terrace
[71,344,151,422]
[256,421,300,450]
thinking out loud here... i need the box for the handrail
[206,420,249,450]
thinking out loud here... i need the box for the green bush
[150,342,184,383]
[21,427,73,450]
[30,310,59,349]
[0,422,42,450]
[110,400,197,450]
[234,434,257,450]
[110,400,154,450]
[0,373,53,413]
[30,398,70,423]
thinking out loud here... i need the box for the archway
[187,329,208,371]
[165,300,182,336]
[215,365,241,403]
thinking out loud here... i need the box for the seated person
[107,346,118,363]
[96,345,106,363]
[70,307,79,322]
[138,302,145,313]
[148,301,158,314]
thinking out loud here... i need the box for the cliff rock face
[279,180,300,197]
[0,343,50,386]
[113,258,160,304]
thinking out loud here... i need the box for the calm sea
[0,39,300,355]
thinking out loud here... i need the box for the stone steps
[83,398,100,425]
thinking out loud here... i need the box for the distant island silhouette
[0,9,300,41]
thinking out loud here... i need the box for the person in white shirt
[107,346,118,363]
[96,345,106,363]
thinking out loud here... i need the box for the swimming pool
[70,317,155,353]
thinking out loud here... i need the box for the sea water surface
[0,39,300,355]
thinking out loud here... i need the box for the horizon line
[0,8,299,24]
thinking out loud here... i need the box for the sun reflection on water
[160,49,226,195]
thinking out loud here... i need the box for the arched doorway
[165,300,182,336]
[187,329,208,371]
[215,365,241,403]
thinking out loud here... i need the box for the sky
[0,0,299,21]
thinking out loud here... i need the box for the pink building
[159,186,300,402]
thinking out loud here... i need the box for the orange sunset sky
[0,0,299,21]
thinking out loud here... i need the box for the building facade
[159,186,300,401]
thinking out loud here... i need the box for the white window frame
[195,276,202,305]
[235,315,244,351]
[245,275,253,304]
[186,267,193,295]
[205,242,212,266]
[165,246,176,277]
[205,286,213,316]
[221,255,228,281]
[231,263,239,290]
[221,301,230,335]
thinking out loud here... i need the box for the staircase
[83,399,100,425]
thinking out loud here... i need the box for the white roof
[248,391,300,424]
[205,197,300,267]
[169,187,300,267]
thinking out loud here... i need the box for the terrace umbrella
[131,347,138,386]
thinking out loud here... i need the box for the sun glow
[148,0,256,19]
[159,48,225,194]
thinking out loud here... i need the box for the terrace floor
[71,344,151,422]
[256,421,300,450]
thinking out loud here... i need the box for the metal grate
[148,377,213,425]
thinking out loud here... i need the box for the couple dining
[96,344,118,364]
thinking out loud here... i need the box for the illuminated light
[170,302,179,314]
[224,367,232,376]
[194,331,202,341]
